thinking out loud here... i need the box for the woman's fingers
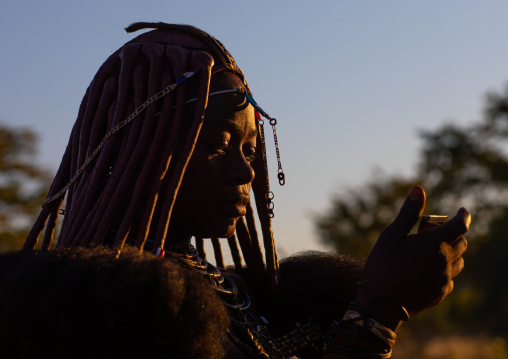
[452,236,468,257]
[431,207,471,244]
[382,186,426,240]
[445,280,454,297]
[450,256,465,278]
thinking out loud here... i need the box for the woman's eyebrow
[200,117,257,136]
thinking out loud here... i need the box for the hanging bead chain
[268,117,285,186]
[256,112,275,218]
[42,69,202,207]
[239,88,285,218]
[241,89,285,186]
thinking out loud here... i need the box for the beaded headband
[43,70,284,218]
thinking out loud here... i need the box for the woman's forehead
[205,89,251,114]
[209,70,246,92]
[206,72,253,117]
[203,97,256,133]
[199,71,257,135]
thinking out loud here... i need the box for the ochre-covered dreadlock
[23,22,279,285]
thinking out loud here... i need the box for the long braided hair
[23,22,279,286]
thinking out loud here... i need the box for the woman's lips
[220,203,247,217]
[220,194,249,218]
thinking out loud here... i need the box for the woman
[22,22,469,358]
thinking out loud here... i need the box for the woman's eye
[244,147,256,163]
[208,142,229,156]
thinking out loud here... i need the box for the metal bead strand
[268,118,285,186]
[258,116,275,218]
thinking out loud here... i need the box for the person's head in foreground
[0,247,229,358]
[17,22,470,359]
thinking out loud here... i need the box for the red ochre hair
[23,22,280,286]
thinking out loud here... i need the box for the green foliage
[0,123,51,251]
[315,84,508,335]
[315,174,417,259]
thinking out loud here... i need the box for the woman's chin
[193,217,239,239]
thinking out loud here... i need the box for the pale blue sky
[1,1,508,256]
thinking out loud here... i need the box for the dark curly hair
[0,246,229,358]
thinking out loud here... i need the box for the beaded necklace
[161,244,324,358]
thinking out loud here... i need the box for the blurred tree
[315,84,508,335]
[0,122,51,251]
[315,172,417,259]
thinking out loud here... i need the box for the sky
[1,1,508,258]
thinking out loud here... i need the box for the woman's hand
[357,186,470,327]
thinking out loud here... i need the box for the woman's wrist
[353,290,404,332]
[322,283,409,358]
[323,314,394,358]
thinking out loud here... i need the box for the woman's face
[169,72,257,239]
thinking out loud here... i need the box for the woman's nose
[225,151,255,185]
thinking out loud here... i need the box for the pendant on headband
[243,90,285,219]
[243,90,286,187]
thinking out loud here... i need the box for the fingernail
[460,207,472,228]
[409,187,421,200]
